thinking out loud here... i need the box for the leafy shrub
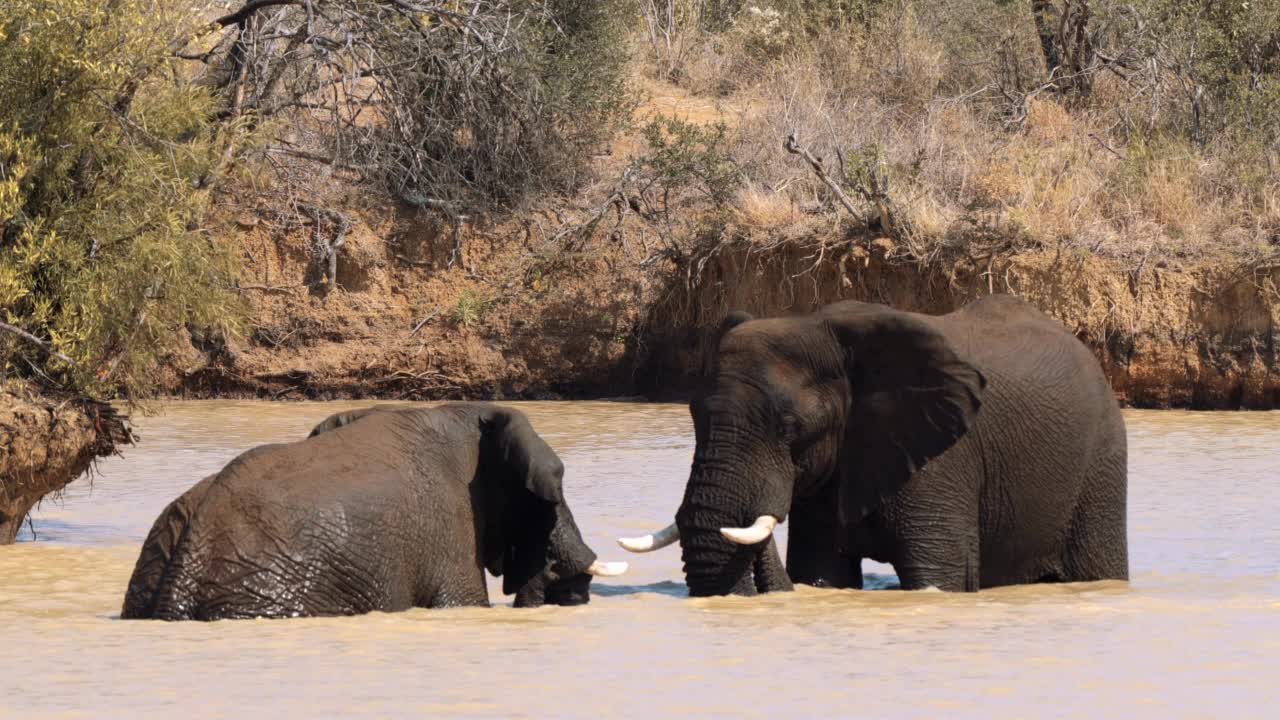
[637,116,742,209]
[0,0,247,400]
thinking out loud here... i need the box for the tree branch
[213,0,302,28]
[783,132,862,220]
[0,322,75,365]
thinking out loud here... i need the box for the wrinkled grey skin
[121,403,601,620]
[674,295,1128,596]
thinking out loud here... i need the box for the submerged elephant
[621,295,1128,595]
[122,403,627,620]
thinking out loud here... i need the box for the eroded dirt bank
[0,383,133,543]
[166,205,1280,409]
[639,237,1280,409]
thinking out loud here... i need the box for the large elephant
[121,403,627,620]
[621,295,1128,596]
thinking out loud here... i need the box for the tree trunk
[1032,1,1063,78]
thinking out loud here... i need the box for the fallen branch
[784,132,863,221]
[212,0,301,28]
[409,306,442,336]
[236,283,302,294]
[0,322,75,365]
[254,368,313,382]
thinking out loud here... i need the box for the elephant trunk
[676,464,766,597]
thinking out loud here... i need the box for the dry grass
[628,2,1280,263]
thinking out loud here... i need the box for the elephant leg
[1061,445,1129,582]
[416,564,491,609]
[753,536,794,593]
[786,487,861,589]
[893,526,980,592]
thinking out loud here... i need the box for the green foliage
[451,290,494,328]
[1129,0,1280,141]
[841,143,890,195]
[0,0,246,400]
[638,116,742,207]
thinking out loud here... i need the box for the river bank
[163,201,1280,409]
[0,382,132,543]
[7,226,1271,546]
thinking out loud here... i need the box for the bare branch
[783,132,862,221]
[213,0,303,28]
[0,322,75,365]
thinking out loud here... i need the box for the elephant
[121,403,627,620]
[620,295,1128,596]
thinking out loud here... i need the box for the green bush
[0,0,247,401]
[1129,0,1280,142]
[637,116,742,209]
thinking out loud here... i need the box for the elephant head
[621,302,985,596]
[311,404,626,608]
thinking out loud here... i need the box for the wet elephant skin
[671,295,1128,596]
[120,403,601,619]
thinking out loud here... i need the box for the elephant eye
[778,412,799,442]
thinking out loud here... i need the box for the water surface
[2,402,1278,718]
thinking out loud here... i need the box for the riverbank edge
[0,382,134,544]
[163,209,1280,410]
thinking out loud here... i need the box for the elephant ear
[827,306,986,524]
[483,406,564,504]
[477,406,565,589]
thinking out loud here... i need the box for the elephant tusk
[586,560,629,577]
[720,516,778,545]
[617,523,680,553]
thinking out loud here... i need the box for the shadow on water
[592,580,688,599]
[16,518,128,545]
[862,573,901,590]
[593,574,901,599]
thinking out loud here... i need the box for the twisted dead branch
[783,132,862,221]
[0,323,75,366]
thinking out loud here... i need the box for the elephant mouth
[512,554,627,607]
[544,572,592,606]
[514,570,592,608]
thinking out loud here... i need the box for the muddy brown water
[2,402,1278,719]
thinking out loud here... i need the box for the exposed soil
[0,382,133,543]
[638,235,1280,409]
[163,198,1280,410]
[138,68,1276,410]
[169,198,653,402]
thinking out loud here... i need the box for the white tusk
[586,560,629,577]
[720,516,778,545]
[617,523,680,553]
